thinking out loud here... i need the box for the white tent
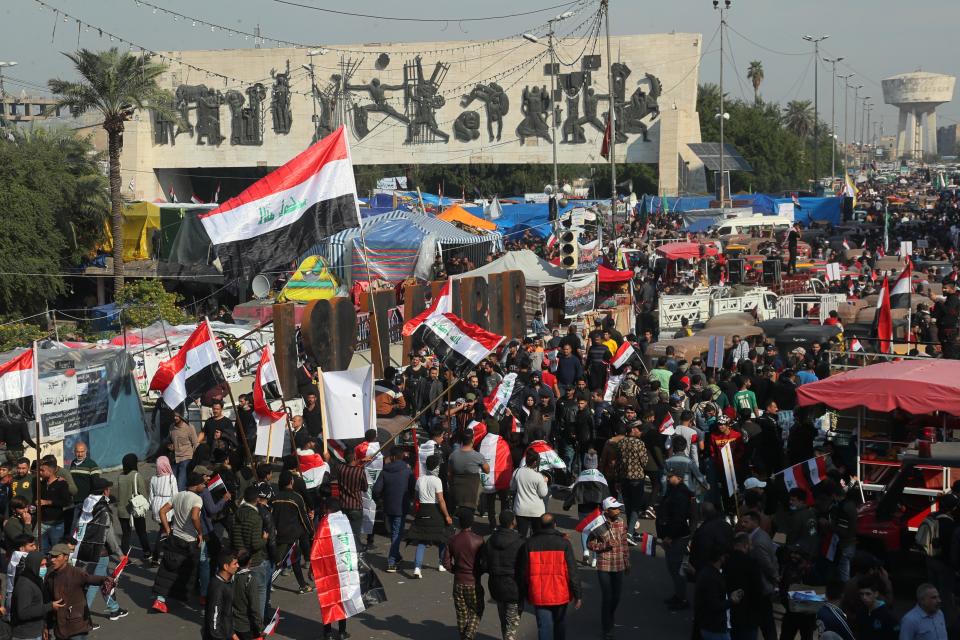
[454,250,569,322]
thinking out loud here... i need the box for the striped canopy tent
[312,210,500,285]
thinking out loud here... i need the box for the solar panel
[687,142,753,172]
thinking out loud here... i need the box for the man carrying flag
[199,126,361,280]
[586,497,631,640]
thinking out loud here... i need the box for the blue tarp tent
[640,195,714,214]
[398,192,460,207]
[463,202,576,237]
[0,345,152,469]
[350,219,426,282]
[751,195,842,226]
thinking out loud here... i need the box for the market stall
[796,360,960,497]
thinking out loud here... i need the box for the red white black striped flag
[199,126,360,279]
[149,320,225,411]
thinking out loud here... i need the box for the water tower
[882,71,955,159]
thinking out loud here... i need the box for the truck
[657,285,845,334]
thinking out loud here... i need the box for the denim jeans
[386,515,404,567]
[534,605,568,640]
[414,543,444,570]
[197,540,211,598]
[701,631,731,640]
[174,460,191,491]
[253,559,273,620]
[40,522,64,555]
[837,542,856,583]
[597,571,624,638]
[84,556,119,613]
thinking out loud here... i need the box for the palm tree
[49,48,176,293]
[747,60,764,104]
[783,100,815,138]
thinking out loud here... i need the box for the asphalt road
[87,467,693,640]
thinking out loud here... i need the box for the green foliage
[354,162,656,200]
[0,131,92,315]
[115,280,186,328]
[747,61,764,104]
[697,84,834,194]
[0,322,47,352]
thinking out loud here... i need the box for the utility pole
[549,20,559,190]
[603,0,617,224]
[715,0,731,208]
[824,57,843,185]
[840,74,854,175]
[859,97,869,169]
[803,35,828,193]
[865,104,873,167]
[852,84,862,170]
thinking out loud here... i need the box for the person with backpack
[117,454,152,561]
[921,493,959,622]
[75,477,128,620]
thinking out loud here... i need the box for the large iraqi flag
[478,432,513,492]
[149,320,226,410]
[0,348,36,422]
[415,312,505,377]
[199,126,361,279]
[311,511,386,624]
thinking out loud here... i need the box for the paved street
[89,468,690,640]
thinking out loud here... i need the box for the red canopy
[597,264,633,283]
[796,360,960,416]
[655,242,719,261]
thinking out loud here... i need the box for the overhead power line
[268,0,584,23]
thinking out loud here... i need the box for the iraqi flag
[0,348,36,422]
[873,276,894,354]
[263,607,281,636]
[779,456,826,505]
[546,234,558,250]
[199,126,361,280]
[311,511,385,624]
[522,440,566,472]
[890,259,912,310]
[850,336,864,352]
[415,434,437,480]
[484,373,519,421]
[639,531,656,556]
[842,238,851,251]
[479,432,513,492]
[415,313,505,378]
[575,507,605,551]
[603,373,624,402]
[611,341,636,369]
[149,320,225,411]
[206,474,228,502]
[298,448,330,490]
[402,281,453,337]
[659,413,675,436]
[600,115,612,159]
[100,553,129,600]
[253,347,285,425]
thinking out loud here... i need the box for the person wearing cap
[587,497,630,640]
[44,542,112,640]
[153,472,206,614]
[707,415,744,508]
[74,476,127,621]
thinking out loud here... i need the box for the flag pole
[32,341,42,535]
[316,366,329,457]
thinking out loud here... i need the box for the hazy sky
[3,0,959,133]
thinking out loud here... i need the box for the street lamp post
[840,75,855,174]
[714,0,731,207]
[859,96,870,169]
[824,57,843,185]
[523,9,573,193]
[852,84,863,170]
[803,35,828,193]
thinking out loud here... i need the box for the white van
[713,215,794,236]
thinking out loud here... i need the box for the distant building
[938,124,960,158]
[0,95,68,123]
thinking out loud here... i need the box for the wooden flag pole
[316,367,329,457]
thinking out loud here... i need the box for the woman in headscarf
[117,453,151,562]
[148,455,178,566]
[11,551,53,640]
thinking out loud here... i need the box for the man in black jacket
[723,532,764,640]
[271,471,313,594]
[204,550,238,640]
[656,468,694,610]
[231,548,262,640]
[693,549,741,638]
[480,510,525,640]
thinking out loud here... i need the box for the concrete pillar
[657,107,681,197]
[896,108,909,158]
[925,109,938,156]
[905,109,918,159]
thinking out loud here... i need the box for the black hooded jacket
[11,551,50,638]
[479,527,524,603]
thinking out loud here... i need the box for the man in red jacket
[518,513,582,640]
